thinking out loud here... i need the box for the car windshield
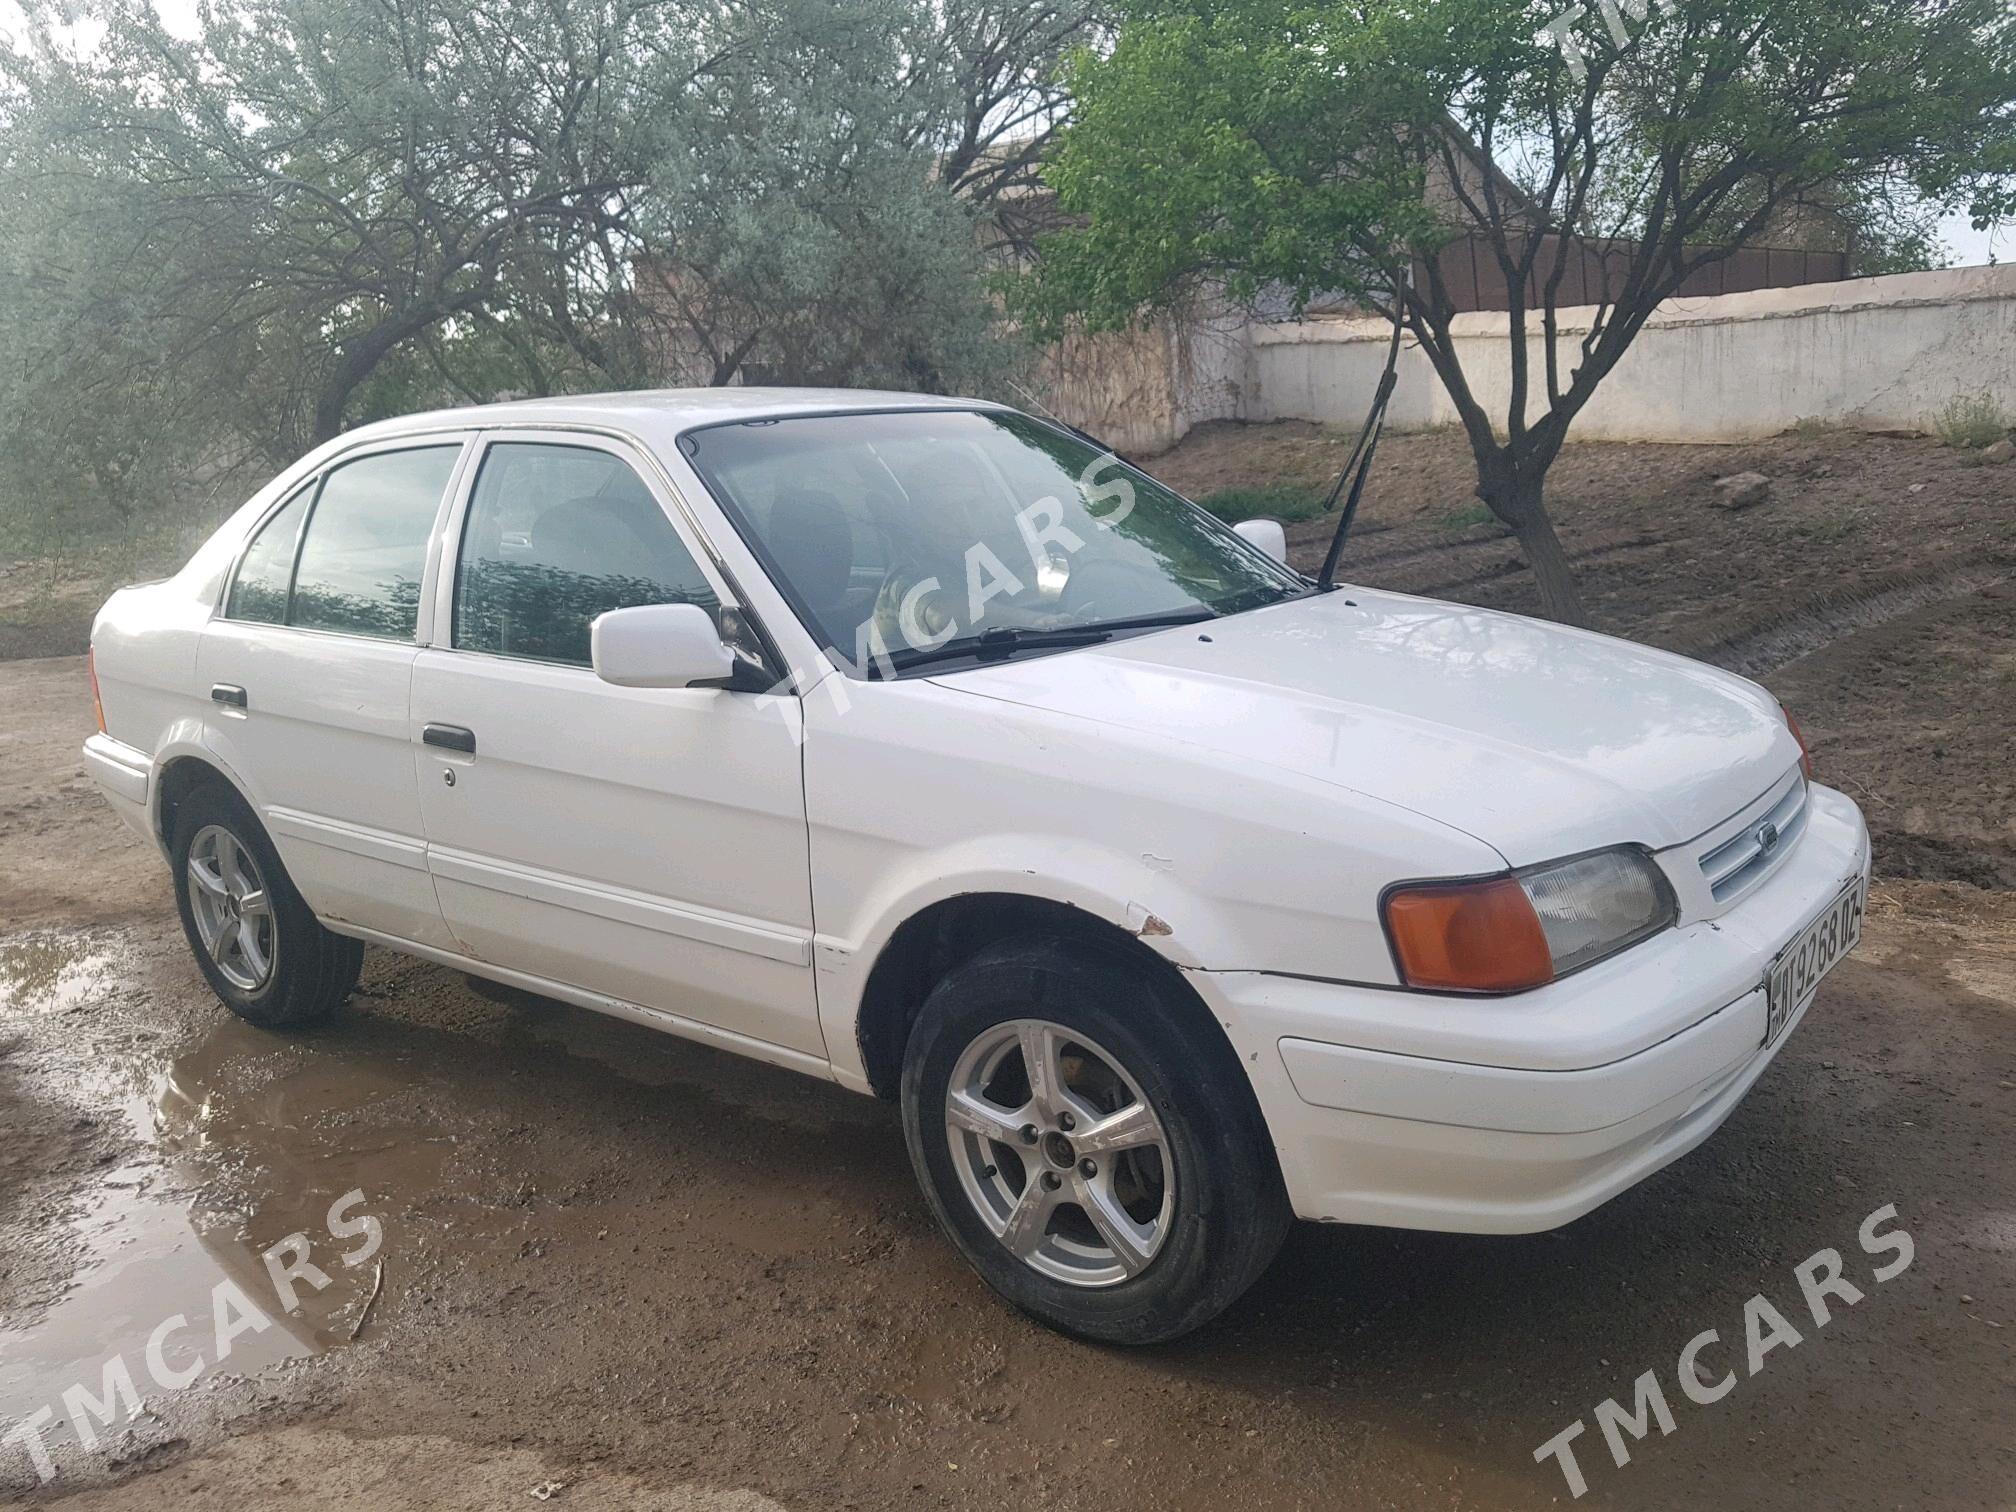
[682,408,1308,674]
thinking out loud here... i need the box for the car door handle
[210,684,248,709]
[422,723,476,755]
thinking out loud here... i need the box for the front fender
[811,836,1210,1091]
[802,674,1503,1092]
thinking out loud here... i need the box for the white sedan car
[84,390,1870,1343]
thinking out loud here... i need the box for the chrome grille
[1698,778,1809,903]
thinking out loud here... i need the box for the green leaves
[0,0,1105,549]
[1027,0,2016,331]
[1022,0,2016,622]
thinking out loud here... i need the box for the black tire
[900,936,1291,1344]
[169,781,363,1029]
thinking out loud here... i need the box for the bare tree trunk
[310,294,487,446]
[1476,460,1590,628]
[1508,495,1587,628]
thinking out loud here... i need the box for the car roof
[336,387,1004,452]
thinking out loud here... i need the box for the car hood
[931,589,1799,866]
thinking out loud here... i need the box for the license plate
[1765,874,1867,1044]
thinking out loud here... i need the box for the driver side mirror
[1232,517,1288,564]
[590,603,735,689]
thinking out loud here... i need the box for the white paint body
[85,389,1870,1235]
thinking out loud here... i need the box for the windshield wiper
[1079,607,1221,632]
[880,625,1113,675]
[877,609,1216,676]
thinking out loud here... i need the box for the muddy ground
[3,427,2015,1509]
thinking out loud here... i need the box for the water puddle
[0,930,448,1476]
[0,930,125,1018]
[0,1165,327,1458]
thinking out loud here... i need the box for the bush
[1932,395,2011,450]
[1191,482,1332,524]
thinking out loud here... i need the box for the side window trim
[221,478,318,624]
[278,474,326,627]
[215,432,475,643]
[433,429,758,672]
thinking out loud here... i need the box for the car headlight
[1382,847,1677,993]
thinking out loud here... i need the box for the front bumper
[1194,782,1871,1233]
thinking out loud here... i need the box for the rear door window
[289,446,461,641]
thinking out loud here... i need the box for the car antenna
[1316,268,1410,592]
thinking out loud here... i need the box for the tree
[0,0,713,463]
[537,0,1109,392]
[1022,0,2016,624]
[577,0,1020,393]
[923,1,1113,259]
[0,0,1102,544]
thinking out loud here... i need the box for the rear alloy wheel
[185,824,275,992]
[170,782,363,1028]
[902,937,1291,1344]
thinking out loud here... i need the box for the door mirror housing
[1232,517,1288,564]
[590,603,736,689]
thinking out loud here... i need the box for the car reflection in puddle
[0,933,429,1476]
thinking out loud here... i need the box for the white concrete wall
[1037,263,2016,449]
[1243,263,2016,443]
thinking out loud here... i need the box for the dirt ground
[3,426,2015,1509]
[1154,422,2016,891]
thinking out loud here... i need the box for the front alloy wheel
[945,1018,1175,1286]
[901,937,1291,1344]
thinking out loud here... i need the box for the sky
[1,0,2007,269]
[1937,212,2006,268]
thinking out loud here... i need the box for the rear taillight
[88,648,106,734]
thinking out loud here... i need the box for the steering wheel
[1056,556,1173,623]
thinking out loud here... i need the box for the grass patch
[1794,516,1863,544]
[1439,502,1496,530]
[1192,482,1332,524]
[1932,394,2010,450]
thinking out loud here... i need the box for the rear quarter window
[224,486,312,623]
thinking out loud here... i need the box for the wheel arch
[853,891,1232,1104]
[152,747,254,850]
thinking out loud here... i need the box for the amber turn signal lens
[1781,704,1814,780]
[88,647,107,735]
[1383,877,1555,992]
